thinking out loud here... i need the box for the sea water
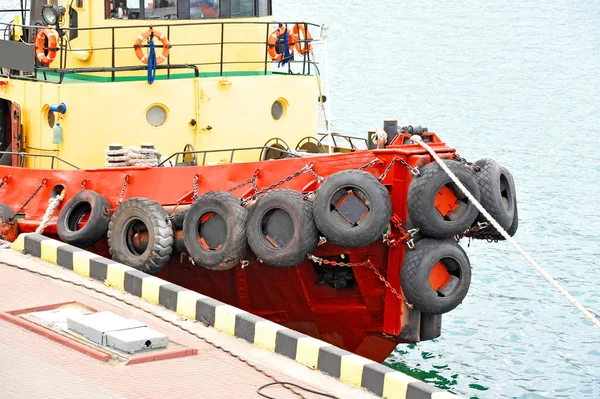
[275,1,600,398]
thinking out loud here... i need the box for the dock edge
[10,233,458,399]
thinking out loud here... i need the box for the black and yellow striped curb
[11,233,458,399]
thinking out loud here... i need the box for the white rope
[410,135,600,328]
[106,146,161,167]
[374,127,388,149]
[35,194,65,235]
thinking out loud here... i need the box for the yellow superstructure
[0,0,324,169]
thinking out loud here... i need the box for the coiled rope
[410,135,600,328]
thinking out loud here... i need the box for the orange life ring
[292,24,312,55]
[134,29,171,65]
[34,28,59,65]
[267,26,296,61]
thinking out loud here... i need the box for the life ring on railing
[247,189,318,267]
[183,191,249,271]
[267,26,296,61]
[134,29,171,65]
[34,28,59,65]
[401,238,472,315]
[57,190,111,249]
[292,24,312,55]
[313,170,392,248]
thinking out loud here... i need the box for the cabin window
[144,0,178,20]
[190,1,219,19]
[105,0,178,19]
[230,0,253,17]
[257,0,269,17]
[104,0,270,19]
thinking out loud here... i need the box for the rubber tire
[473,159,515,231]
[407,160,481,238]
[57,190,111,248]
[474,166,518,240]
[183,191,248,271]
[0,203,18,241]
[313,170,392,248]
[401,238,471,315]
[108,198,173,274]
[247,189,318,267]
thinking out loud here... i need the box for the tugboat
[0,1,518,362]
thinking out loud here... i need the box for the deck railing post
[111,27,116,82]
[264,23,270,75]
[220,23,225,77]
[167,25,171,79]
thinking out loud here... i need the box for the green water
[275,1,600,398]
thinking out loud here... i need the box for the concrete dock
[0,234,457,399]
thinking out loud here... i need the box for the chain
[240,164,315,206]
[0,181,4,190]
[378,157,397,181]
[8,181,45,223]
[398,159,421,176]
[192,174,200,201]
[453,153,480,172]
[358,159,378,171]
[227,170,259,193]
[305,163,325,183]
[116,175,130,207]
[81,179,87,191]
[307,254,412,308]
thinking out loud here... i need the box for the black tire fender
[473,166,518,240]
[407,160,481,238]
[313,170,392,248]
[247,189,318,267]
[108,198,173,274]
[183,191,249,271]
[401,238,472,315]
[0,203,18,241]
[57,190,111,248]
[473,159,516,231]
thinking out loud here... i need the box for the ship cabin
[0,1,366,170]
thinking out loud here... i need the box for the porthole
[46,108,55,127]
[271,98,288,120]
[146,104,167,127]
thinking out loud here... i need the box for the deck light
[41,5,66,26]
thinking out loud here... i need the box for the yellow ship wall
[0,74,319,169]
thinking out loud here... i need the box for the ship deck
[0,249,376,399]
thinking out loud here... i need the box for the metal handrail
[0,151,80,169]
[0,20,321,31]
[0,20,320,82]
[318,132,369,150]
[158,145,301,167]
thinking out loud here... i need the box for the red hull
[0,134,456,362]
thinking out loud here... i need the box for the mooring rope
[410,135,600,328]
[35,193,65,235]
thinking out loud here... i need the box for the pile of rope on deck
[105,144,161,167]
